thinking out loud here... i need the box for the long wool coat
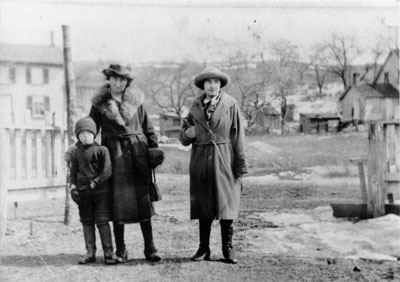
[89,83,158,223]
[180,92,248,220]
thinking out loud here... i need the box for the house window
[43,69,49,84]
[10,67,16,83]
[27,95,50,118]
[26,68,31,83]
[384,72,389,84]
[26,67,50,84]
[0,66,16,84]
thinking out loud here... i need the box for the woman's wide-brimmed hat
[193,67,230,90]
[102,64,134,81]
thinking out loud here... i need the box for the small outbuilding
[299,113,340,134]
[254,105,281,133]
[159,112,183,138]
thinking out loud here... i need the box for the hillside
[74,60,353,118]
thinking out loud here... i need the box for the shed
[254,106,281,133]
[299,113,340,134]
[159,112,182,138]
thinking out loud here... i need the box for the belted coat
[89,83,158,223]
[180,92,248,220]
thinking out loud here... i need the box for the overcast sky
[0,0,398,64]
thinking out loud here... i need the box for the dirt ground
[1,133,400,281]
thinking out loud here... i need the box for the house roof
[339,85,362,101]
[339,82,399,101]
[370,83,399,98]
[373,49,399,85]
[0,43,63,66]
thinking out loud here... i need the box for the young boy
[69,117,116,265]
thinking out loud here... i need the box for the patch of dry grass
[158,132,368,175]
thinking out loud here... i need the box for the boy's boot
[191,219,212,261]
[220,220,237,264]
[113,222,128,263]
[140,220,161,262]
[97,223,116,265]
[79,225,96,264]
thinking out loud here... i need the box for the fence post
[367,122,386,218]
[0,128,10,247]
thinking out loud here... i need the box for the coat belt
[193,140,230,146]
[103,131,143,140]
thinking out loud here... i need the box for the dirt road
[2,171,399,281]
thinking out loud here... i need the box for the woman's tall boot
[97,223,116,265]
[113,222,128,263]
[140,220,161,262]
[79,225,97,264]
[220,220,237,264]
[191,219,212,261]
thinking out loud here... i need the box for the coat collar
[91,83,145,126]
[190,92,236,130]
[75,141,100,148]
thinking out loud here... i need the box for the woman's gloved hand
[70,188,81,204]
[185,126,196,138]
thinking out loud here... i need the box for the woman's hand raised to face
[185,126,196,138]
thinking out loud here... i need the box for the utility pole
[0,129,10,257]
[62,25,77,226]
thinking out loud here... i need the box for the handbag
[150,169,162,202]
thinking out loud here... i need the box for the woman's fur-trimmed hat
[103,64,134,81]
[75,117,97,138]
[193,67,230,90]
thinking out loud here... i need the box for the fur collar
[91,83,145,126]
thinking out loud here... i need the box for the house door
[352,99,361,122]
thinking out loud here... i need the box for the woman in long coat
[180,67,248,264]
[89,64,161,262]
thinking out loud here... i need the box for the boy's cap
[75,117,97,138]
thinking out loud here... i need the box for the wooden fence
[365,120,400,217]
[0,125,68,203]
[334,120,400,218]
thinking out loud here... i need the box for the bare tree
[367,39,389,79]
[141,62,199,118]
[226,49,274,131]
[381,19,399,50]
[269,39,298,133]
[270,39,298,68]
[310,45,329,97]
[323,34,361,90]
[294,52,311,82]
[241,29,297,134]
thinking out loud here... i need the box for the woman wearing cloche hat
[89,63,162,263]
[180,66,248,264]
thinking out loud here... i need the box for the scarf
[202,91,222,120]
